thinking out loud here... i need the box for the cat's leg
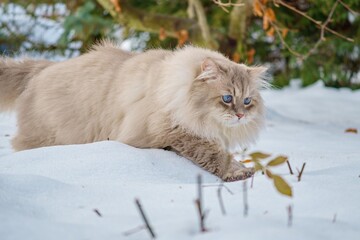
[167,132,254,182]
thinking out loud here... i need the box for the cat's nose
[236,113,244,119]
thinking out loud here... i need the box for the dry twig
[195,174,208,232]
[93,208,102,217]
[286,160,294,175]
[257,0,355,61]
[297,163,306,182]
[213,0,244,13]
[134,198,156,239]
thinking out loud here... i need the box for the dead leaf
[345,128,357,134]
[263,14,269,30]
[177,29,189,47]
[232,52,241,63]
[273,175,292,197]
[267,156,288,167]
[110,0,121,13]
[266,27,275,37]
[282,28,289,38]
[253,1,263,17]
[265,8,276,22]
[159,27,166,41]
[247,48,255,64]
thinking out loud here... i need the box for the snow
[0,81,359,240]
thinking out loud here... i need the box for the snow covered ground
[0,81,359,240]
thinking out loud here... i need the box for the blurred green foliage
[0,0,359,89]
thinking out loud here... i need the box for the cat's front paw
[222,167,254,182]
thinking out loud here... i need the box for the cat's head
[190,58,268,129]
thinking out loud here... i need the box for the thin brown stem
[297,163,306,182]
[213,0,244,13]
[286,160,294,175]
[338,0,359,16]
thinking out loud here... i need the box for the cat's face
[191,58,267,127]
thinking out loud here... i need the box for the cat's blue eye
[244,97,251,105]
[222,95,233,103]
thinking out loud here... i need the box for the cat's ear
[195,58,220,81]
[247,66,271,89]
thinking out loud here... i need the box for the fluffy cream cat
[0,42,268,182]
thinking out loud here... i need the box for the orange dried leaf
[111,0,121,13]
[253,1,263,17]
[345,128,358,134]
[159,27,166,41]
[282,28,289,38]
[265,8,276,22]
[266,27,275,37]
[263,15,269,30]
[260,0,268,4]
[247,48,255,64]
[177,29,189,47]
[232,52,241,63]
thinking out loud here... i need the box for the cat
[0,41,268,182]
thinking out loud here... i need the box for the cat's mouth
[223,115,248,126]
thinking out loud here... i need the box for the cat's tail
[0,58,52,111]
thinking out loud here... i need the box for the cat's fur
[0,42,267,181]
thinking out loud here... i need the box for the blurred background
[0,0,359,89]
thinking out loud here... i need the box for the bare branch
[338,0,360,16]
[213,0,244,13]
[274,0,354,42]
[259,0,352,61]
